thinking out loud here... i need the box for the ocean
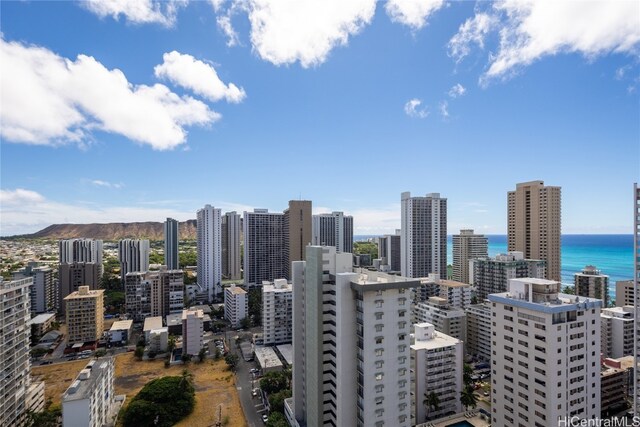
[354,234,634,301]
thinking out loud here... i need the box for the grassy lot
[32,353,246,427]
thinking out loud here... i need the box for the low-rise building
[148,328,168,353]
[30,312,56,341]
[224,284,248,328]
[262,279,293,345]
[62,358,117,427]
[166,312,183,335]
[143,316,163,342]
[411,323,462,423]
[254,346,284,373]
[601,306,635,358]
[465,302,492,362]
[108,320,133,346]
[64,286,104,345]
[182,309,204,356]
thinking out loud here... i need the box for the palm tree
[167,335,176,353]
[423,391,440,420]
[463,363,474,387]
[460,386,478,411]
[180,368,194,390]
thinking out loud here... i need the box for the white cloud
[345,205,400,235]
[439,100,449,118]
[0,189,45,204]
[217,14,241,47]
[0,38,220,150]
[154,51,246,103]
[448,83,466,98]
[242,0,376,67]
[448,12,497,63]
[449,1,640,83]
[385,0,445,30]
[404,98,429,118]
[91,180,123,189]
[82,0,187,26]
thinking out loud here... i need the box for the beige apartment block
[615,280,635,307]
[64,286,104,344]
[452,229,487,284]
[284,200,312,280]
[508,180,561,281]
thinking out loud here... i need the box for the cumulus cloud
[242,0,377,67]
[449,1,640,82]
[385,0,445,30]
[448,83,466,98]
[0,38,220,150]
[91,180,123,189]
[404,98,429,118]
[82,0,187,26]
[217,15,241,47]
[154,51,246,103]
[0,189,46,204]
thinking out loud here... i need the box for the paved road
[226,331,266,427]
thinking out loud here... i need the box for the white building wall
[197,205,222,301]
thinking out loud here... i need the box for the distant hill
[12,220,197,241]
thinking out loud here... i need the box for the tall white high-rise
[224,284,248,328]
[311,211,354,253]
[452,229,488,284]
[118,239,150,282]
[377,232,401,272]
[489,278,602,427]
[290,246,417,427]
[164,218,179,270]
[634,182,640,417]
[222,211,241,280]
[13,262,56,313]
[243,209,285,286]
[59,238,103,276]
[197,205,222,301]
[400,192,447,279]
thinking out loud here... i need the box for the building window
[375,373,384,381]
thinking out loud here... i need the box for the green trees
[248,288,262,326]
[353,241,378,259]
[460,386,478,411]
[25,404,61,427]
[167,335,176,353]
[122,376,195,427]
[198,347,207,363]
[463,363,474,387]
[179,251,197,268]
[268,389,292,413]
[424,391,440,419]
[134,346,144,360]
[266,411,289,427]
[239,316,251,329]
[259,371,289,395]
[224,353,239,371]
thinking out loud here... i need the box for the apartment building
[411,323,463,423]
[414,297,467,343]
[437,279,473,309]
[59,238,103,275]
[311,211,354,253]
[64,286,104,344]
[243,209,286,286]
[182,308,204,356]
[164,217,179,270]
[62,358,116,427]
[124,269,184,321]
[13,262,56,313]
[197,204,222,301]
[635,182,640,417]
[118,239,150,282]
[1,277,45,427]
[507,180,561,281]
[284,200,312,280]
[489,278,602,427]
[452,229,488,284]
[470,251,546,300]
[290,246,419,427]
[574,265,609,307]
[615,280,635,307]
[601,306,635,358]
[601,366,629,416]
[222,211,241,280]
[59,262,99,313]
[377,232,401,272]
[262,279,293,345]
[224,284,248,328]
[466,302,492,362]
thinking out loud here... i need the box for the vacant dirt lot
[32,353,246,427]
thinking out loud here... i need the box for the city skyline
[1,1,639,237]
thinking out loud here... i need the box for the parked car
[250,368,259,373]
[252,388,259,397]
[262,414,268,423]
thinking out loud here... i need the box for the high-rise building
[0,277,45,426]
[507,180,561,281]
[59,262,100,313]
[601,306,635,359]
[224,284,248,328]
[290,247,418,427]
[164,217,179,270]
[13,262,56,313]
[465,302,492,362]
[615,280,635,307]
[436,279,473,309]
[414,297,467,343]
[182,308,204,356]
[222,211,241,280]
[124,269,184,321]
[262,279,293,345]
[197,205,222,301]
[633,182,640,417]
[118,239,150,282]
[489,278,602,427]
[59,238,103,277]
[400,191,447,279]
[311,211,353,253]
[64,286,105,344]
[452,229,488,284]
[411,323,462,423]
[574,265,610,307]
[62,358,116,427]
[377,232,401,272]
[243,209,285,286]
[470,252,546,300]
[284,200,312,280]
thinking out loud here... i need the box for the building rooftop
[63,357,113,402]
[110,320,133,331]
[411,322,461,351]
[438,279,471,288]
[166,313,183,327]
[254,346,283,370]
[30,312,56,325]
[275,344,293,366]
[143,316,163,332]
[225,285,247,295]
[263,279,292,292]
[182,309,204,320]
[64,286,104,300]
[190,304,212,314]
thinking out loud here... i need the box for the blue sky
[1,0,639,236]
